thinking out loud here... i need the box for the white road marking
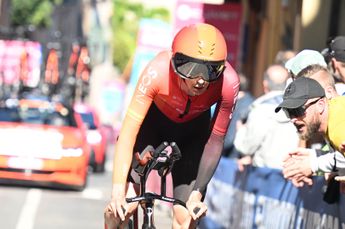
[105,160,113,172]
[16,189,42,229]
[82,188,104,200]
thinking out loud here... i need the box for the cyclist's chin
[189,87,207,96]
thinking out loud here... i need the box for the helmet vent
[210,43,216,56]
[197,41,216,56]
[198,41,203,55]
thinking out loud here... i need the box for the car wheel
[94,151,106,173]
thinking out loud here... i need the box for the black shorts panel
[128,103,211,203]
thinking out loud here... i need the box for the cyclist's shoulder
[218,62,240,99]
[150,50,171,67]
[144,50,171,78]
[223,61,240,86]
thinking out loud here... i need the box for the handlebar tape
[193,207,201,215]
[153,141,168,158]
[139,145,155,159]
[170,142,181,160]
[134,145,154,175]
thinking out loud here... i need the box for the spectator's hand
[290,175,313,187]
[186,191,207,220]
[237,155,252,172]
[282,148,313,187]
[109,184,128,221]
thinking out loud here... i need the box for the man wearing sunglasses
[275,77,345,186]
[104,23,240,229]
[326,36,345,95]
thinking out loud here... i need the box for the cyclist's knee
[104,203,139,229]
[172,205,198,229]
[104,205,121,229]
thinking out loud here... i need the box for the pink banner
[173,1,242,69]
[0,40,42,87]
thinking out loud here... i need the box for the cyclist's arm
[193,132,226,193]
[193,64,239,193]
[112,54,166,185]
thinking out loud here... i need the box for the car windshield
[0,104,77,127]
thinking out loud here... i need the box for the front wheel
[95,152,106,173]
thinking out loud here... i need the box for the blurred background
[0,0,344,228]
[0,0,344,126]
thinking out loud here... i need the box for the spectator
[285,49,327,80]
[276,77,345,187]
[284,50,331,149]
[274,49,296,66]
[234,65,299,169]
[325,36,345,95]
[222,73,254,158]
[281,66,345,191]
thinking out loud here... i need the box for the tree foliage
[111,0,170,72]
[10,0,63,28]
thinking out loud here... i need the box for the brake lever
[170,142,182,161]
[153,141,169,158]
[134,145,154,176]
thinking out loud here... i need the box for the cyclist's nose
[197,77,206,85]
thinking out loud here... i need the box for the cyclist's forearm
[112,133,135,184]
[193,133,224,193]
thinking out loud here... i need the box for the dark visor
[172,52,225,82]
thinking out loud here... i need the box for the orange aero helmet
[171,23,227,82]
[172,23,227,61]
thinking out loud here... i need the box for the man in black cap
[276,77,345,185]
[327,36,345,95]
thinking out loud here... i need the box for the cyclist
[104,23,240,229]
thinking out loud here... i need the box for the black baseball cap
[275,77,325,112]
[330,36,345,62]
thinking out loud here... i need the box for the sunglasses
[283,97,323,119]
[172,52,225,82]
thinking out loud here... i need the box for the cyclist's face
[181,76,210,96]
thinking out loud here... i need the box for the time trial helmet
[171,23,227,82]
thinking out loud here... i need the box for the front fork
[141,200,156,229]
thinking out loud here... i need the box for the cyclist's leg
[172,204,198,229]
[104,182,140,229]
[172,183,202,229]
[169,111,210,229]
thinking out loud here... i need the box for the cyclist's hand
[110,183,128,221]
[186,190,207,220]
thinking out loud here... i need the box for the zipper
[179,97,191,118]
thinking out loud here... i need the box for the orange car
[74,103,108,173]
[0,98,90,191]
